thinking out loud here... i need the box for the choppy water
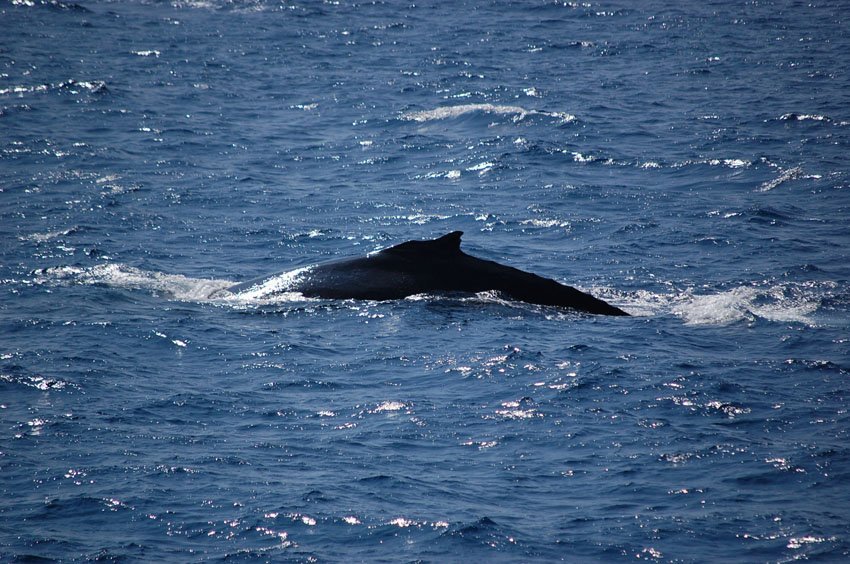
[2,0,849,561]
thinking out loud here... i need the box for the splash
[221,266,314,303]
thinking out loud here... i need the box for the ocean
[1,0,848,561]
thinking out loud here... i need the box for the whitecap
[11,0,87,6]
[706,158,749,168]
[417,169,461,180]
[467,161,495,175]
[254,527,290,543]
[520,218,570,229]
[548,111,576,124]
[779,113,830,122]
[461,439,498,449]
[19,228,75,243]
[758,166,802,192]
[0,83,49,96]
[95,174,121,184]
[403,213,451,225]
[56,79,107,94]
[373,401,407,412]
[400,103,575,124]
[0,373,72,391]
[495,408,540,420]
[388,517,417,528]
[787,535,835,549]
[299,515,316,526]
[342,516,361,525]
[402,103,531,122]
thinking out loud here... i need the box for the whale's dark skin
[228,231,629,316]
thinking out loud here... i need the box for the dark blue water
[2,0,849,561]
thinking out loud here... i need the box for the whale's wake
[31,264,310,307]
[29,263,839,327]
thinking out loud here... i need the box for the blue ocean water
[2,0,849,561]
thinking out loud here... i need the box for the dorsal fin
[381,231,464,256]
[431,231,463,250]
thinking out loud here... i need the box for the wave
[400,103,576,124]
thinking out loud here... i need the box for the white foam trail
[674,285,821,325]
[595,282,828,326]
[32,265,831,325]
[401,103,575,124]
[674,287,819,326]
[674,286,762,325]
[44,264,234,302]
[34,263,313,306]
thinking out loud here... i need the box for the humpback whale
[227,231,629,316]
